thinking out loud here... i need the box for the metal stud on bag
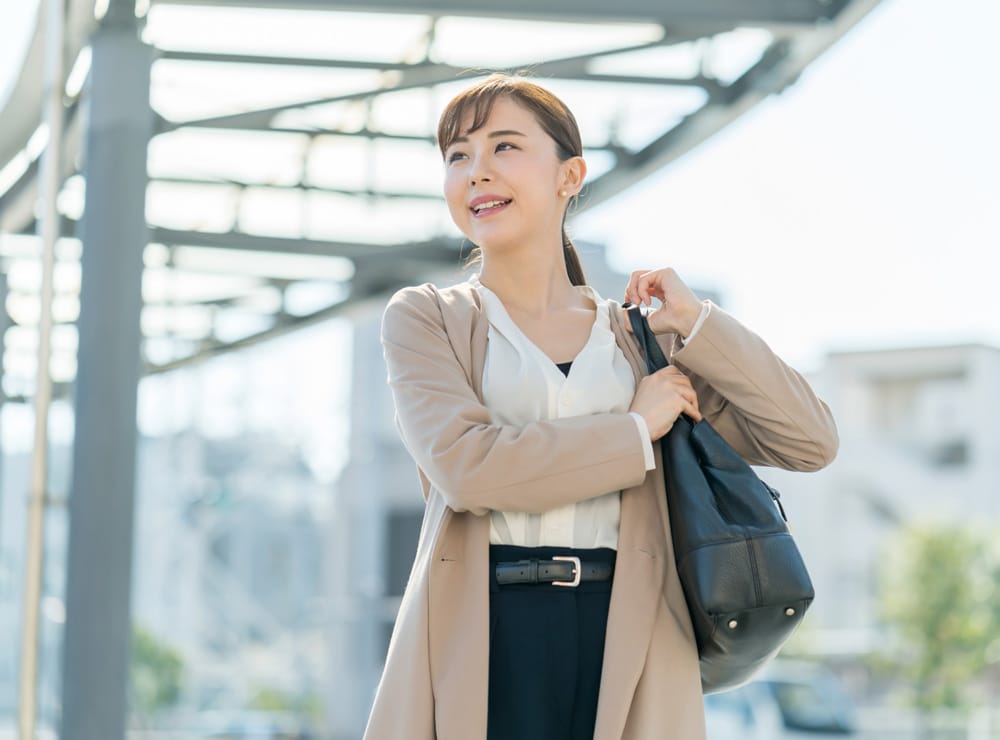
[727,619,738,629]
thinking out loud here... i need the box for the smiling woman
[437,75,589,287]
[363,73,838,740]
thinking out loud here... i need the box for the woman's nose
[468,156,492,186]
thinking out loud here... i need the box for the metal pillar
[59,3,152,738]
[17,0,66,735]
[327,307,390,739]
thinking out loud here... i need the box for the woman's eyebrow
[450,129,527,144]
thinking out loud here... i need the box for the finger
[665,381,696,406]
[664,379,699,416]
[680,386,698,408]
[636,272,654,306]
[626,270,647,305]
[621,307,634,332]
[685,400,702,422]
[637,270,668,305]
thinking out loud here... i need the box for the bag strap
[625,305,670,374]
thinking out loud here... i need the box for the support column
[59,3,151,738]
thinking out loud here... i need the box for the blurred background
[0,0,998,738]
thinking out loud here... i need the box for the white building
[761,342,1000,653]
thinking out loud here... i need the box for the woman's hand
[623,267,703,337]
[629,366,702,440]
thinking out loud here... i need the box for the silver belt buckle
[552,555,581,587]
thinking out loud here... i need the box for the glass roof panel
[143,268,262,304]
[272,100,387,133]
[370,138,449,195]
[284,280,347,316]
[304,137,380,191]
[588,41,705,79]
[430,17,664,67]
[148,129,308,184]
[2,0,840,379]
[210,307,275,343]
[708,28,772,84]
[57,174,86,221]
[144,5,432,62]
[304,192,443,244]
[151,59,387,121]
[141,303,216,338]
[170,246,354,282]
[146,181,240,232]
[368,88,446,138]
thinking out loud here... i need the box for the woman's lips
[470,199,512,217]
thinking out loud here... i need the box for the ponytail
[562,231,587,286]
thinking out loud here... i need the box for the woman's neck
[478,246,583,318]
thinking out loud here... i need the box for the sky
[578,0,1000,371]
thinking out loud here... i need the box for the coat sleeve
[659,301,839,472]
[381,286,648,516]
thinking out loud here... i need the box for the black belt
[494,556,614,587]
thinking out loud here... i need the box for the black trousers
[487,544,616,740]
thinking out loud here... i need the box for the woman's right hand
[629,366,702,441]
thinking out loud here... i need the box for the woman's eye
[496,142,516,152]
[447,151,466,163]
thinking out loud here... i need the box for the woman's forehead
[458,96,538,137]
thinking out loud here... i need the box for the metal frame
[0,0,882,379]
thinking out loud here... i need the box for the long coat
[364,280,838,740]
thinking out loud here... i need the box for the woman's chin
[465,228,521,253]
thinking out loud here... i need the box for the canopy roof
[0,0,880,393]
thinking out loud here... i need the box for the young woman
[363,74,838,740]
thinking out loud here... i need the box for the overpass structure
[0,0,881,737]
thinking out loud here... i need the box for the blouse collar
[468,273,608,310]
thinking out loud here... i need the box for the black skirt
[487,544,617,740]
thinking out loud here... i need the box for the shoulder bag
[626,306,815,693]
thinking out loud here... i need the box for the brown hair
[437,73,587,286]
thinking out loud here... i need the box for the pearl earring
[560,190,568,197]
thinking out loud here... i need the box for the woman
[364,73,838,740]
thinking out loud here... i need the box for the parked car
[198,710,315,739]
[704,660,857,738]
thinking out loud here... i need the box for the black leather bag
[626,306,814,693]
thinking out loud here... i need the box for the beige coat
[364,280,838,740]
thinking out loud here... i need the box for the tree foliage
[877,524,1000,709]
[249,685,324,723]
[130,624,184,716]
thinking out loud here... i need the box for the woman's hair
[436,73,588,286]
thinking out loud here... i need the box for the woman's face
[442,96,581,252]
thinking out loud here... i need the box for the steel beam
[585,40,791,207]
[150,176,445,200]
[143,256,449,373]
[150,226,461,261]
[59,4,153,738]
[152,0,848,25]
[166,38,671,131]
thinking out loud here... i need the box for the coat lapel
[428,284,493,739]
[591,304,670,739]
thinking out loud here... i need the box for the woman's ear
[560,155,587,197]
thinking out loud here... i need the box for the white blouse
[472,275,657,550]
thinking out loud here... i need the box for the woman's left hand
[623,267,703,337]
